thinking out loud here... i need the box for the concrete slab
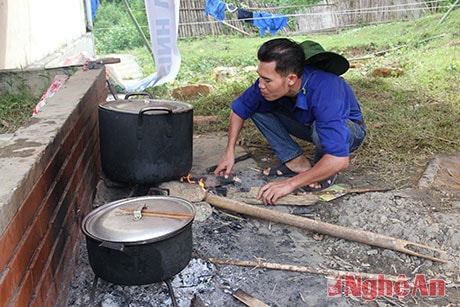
[418,152,460,190]
[0,134,13,147]
[105,54,143,81]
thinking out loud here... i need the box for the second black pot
[99,92,194,184]
[81,196,195,285]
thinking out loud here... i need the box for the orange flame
[181,174,196,184]
[198,178,205,190]
[181,174,206,191]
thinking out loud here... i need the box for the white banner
[142,0,181,87]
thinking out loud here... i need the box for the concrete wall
[0,68,106,306]
[0,0,94,69]
[0,67,79,98]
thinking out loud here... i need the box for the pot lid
[99,99,193,114]
[82,196,195,243]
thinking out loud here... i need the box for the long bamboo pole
[121,0,154,62]
[204,193,447,263]
[438,0,460,25]
[209,15,250,35]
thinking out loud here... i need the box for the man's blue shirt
[232,66,363,157]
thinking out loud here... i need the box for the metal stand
[89,275,99,304]
[89,274,178,307]
[165,279,178,307]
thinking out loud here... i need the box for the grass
[1,9,459,185]
[0,82,39,134]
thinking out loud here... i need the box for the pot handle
[124,92,154,100]
[100,241,126,252]
[137,107,173,140]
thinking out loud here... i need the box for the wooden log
[227,185,394,205]
[227,187,319,206]
[204,193,447,263]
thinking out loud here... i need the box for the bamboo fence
[177,0,442,38]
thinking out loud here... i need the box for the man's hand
[213,153,235,179]
[214,111,245,179]
[256,154,349,205]
[257,179,296,205]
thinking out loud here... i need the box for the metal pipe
[84,0,94,31]
[121,0,154,62]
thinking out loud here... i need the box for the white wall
[0,0,94,69]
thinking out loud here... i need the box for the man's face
[256,61,290,101]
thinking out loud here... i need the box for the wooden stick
[119,207,193,217]
[209,15,250,35]
[205,193,447,263]
[117,208,193,220]
[206,153,252,173]
[138,212,191,219]
[209,258,402,281]
[118,211,191,220]
[438,0,459,25]
[227,187,319,206]
[344,187,394,194]
[141,209,193,217]
[349,34,446,60]
[232,288,269,307]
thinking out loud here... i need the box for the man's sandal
[301,174,337,192]
[263,164,299,177]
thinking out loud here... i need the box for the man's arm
[214,111,245,178]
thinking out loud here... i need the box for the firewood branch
[209,258,402,281]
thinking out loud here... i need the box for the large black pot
[99,92,193,184]
[81,196,195,285]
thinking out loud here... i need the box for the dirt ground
[66,134,460,307]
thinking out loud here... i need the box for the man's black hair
[257,38,305,78]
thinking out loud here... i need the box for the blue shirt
[232,66,363,157]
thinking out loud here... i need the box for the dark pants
[251,105,366,163]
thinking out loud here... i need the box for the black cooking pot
[98,92,193,184]
[81,196,195,285]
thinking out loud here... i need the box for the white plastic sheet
[124,0,181,92]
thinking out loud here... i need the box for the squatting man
[214,38,366,205]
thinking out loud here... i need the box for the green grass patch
[0,83,39,134]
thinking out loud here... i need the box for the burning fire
[181,174,206,190]
[182,174,195,184]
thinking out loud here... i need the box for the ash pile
[66,136,460,306]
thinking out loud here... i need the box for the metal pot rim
[82,196,195,244]
[99,99,193,114]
